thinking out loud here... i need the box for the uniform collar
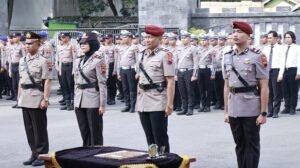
[26,53,39,61]
[146,46,160,56]
[234,47,249,55]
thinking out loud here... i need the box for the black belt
[139,82,167,90]
[11,62,19,66]
[230,85,258,94]
[21,83,43,91]
[62,62,73,66]
[77,82,99,91]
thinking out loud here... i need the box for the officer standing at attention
[223,21,269,168]
[74,32,107,146]
[197,35,213,112]
[38,32,54,63]
[116,30,138,112]
[136,25,175,153]
[176,31,198,116]
[103,33,117,105]
[262,31,284,118]
[168,32,182,112]
[10,32,25,108]
[212,35,227,110]
[57,32,76,111]
[18,32,52,166]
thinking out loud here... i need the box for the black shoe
[121,99,125,103]
[272,113,279,118]
[211,102,216,106]
[110,100,116,105]
[267,113,273,118]
[220,106,224,110]
[297,108,300,111]
[67,101,74,111]
[0,95,2,99]
[32,159,44,167]
[213,104,221,109]
[290,109,296,115]
[6,95,14,100]
[58,99,65,103]
[175,107,182,112]
[281,108,290,114]
[23,157,36,165]
[194,104,200,109]
[203,107,211,112]
[198,107,204,112]
[12,104,19,108]
[177,109,187,115]
[60,101,66,105]
[121,107,130,112]
[107,101,112,105]
[186,109,193,116]
[130,108,135,113]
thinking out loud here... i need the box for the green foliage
[189,27,206,35]
[78,0,106,17]
[120,0,138,16]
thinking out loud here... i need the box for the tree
[120,0,138,16]
[78,0,106,17]
[107,0,118,16]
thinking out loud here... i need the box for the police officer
[197,35,213,112]
[116,30,138,112]
[18,32,52,166]
[0,36,7,99]
[176,30,198,116]
[38,32,54,63]
[115,35,124,101]
[191,34,201,109]
[57,32,76,111]
[136,25,175,153]
[74,32,107,146]
[103,33,117,105]
[161,33,169,49]
[259,32,268,50]
[212,35,227,110]
[209,35,218,106]
[223,21,269,168]
[168,32,182,112]
[9,32,25,108]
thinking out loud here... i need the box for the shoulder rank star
[167,52,173,65]
[261,55,268,68]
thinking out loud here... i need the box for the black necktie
[269,45,274,69]
[284,45,291,68]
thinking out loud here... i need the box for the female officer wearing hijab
[74,32,107,146]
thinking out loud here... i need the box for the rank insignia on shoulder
[250,47,261,54]
[261,55,268,68]
[167,52,173,65]
[99,63,106,74]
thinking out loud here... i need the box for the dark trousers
[178,70,194,110]
[229,117,260,168]
[139,111,169,153]
[268,69,282,115]
[4,62,12,95]
[117,80,124,97]
[120,68,137,109]
[198,68,212,108]
[61,63,74,101]
[75,108,103,147]
[193,81,200,107]
[11,63,19,98]
[107,63,117,102]
[22,108,49,159]
[215,71,224,107]
[282,67,299,111]
[0,71,4,95]
[173,81,182,109]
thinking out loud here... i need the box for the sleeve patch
[261,55,268,68]
[166,52,173,65]
[99,63,106,74]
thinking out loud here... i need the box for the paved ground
[0,81,300,168]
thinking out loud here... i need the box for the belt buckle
[230,87,235,94]
[139,84,145,90]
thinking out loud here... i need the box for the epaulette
[250,47,261,54]
[160,48,170,52]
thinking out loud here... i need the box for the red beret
[232,21,253,35]
[145,25,165,36]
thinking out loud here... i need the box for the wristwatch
[260,112,267,117]
[43,97,49,102]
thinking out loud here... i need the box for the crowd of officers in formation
[0,28,299,117]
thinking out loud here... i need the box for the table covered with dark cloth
[54,146,185,168]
